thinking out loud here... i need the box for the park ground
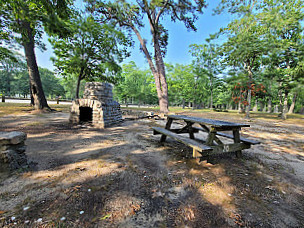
[0,103,304,227]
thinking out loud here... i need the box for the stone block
[0,131,27,145]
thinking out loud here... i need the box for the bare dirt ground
[0,110,303,227]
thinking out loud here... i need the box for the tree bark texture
[267,98,272,113]
[210,85,213,110]
[278,82,283,116]
[153,31,168,113]
[267,84,272,113]
[281,91,289,120]
[75,67,84,99]
[245,66,253,119]
[22,21,50,110]
[252,99,258,112]
[288,93,297,114]
[130,17,168,114]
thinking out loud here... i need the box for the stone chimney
[69,82,122,128]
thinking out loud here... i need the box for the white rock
[60,217,66,221]
[37,218,43,222]
[23,206,30,211]
[88,189,91,192]
[11,216,16,221]
[79,211,84,215]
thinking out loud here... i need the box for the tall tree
[1,0,72,110]
[189,41,221,109]
[261,0,304,119]
[87,0,207,113]
[215,0,270,119]
[50,16,130,99]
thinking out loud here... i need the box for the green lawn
[0,103,70,117]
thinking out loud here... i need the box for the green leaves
[114,62,157,104]
[51,15,131,91]
[1,0,74,53]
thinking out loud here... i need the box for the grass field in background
[0,103,70,117]
[0,103,303,124]
[121,106,304,124]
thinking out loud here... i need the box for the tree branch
[130,24,157,76]
[155,0,169,25]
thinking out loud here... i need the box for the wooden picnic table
[153,115,259,159]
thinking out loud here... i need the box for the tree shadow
[1,115,304,227]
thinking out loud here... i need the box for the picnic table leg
[233,129,242,158]
[206,127,216,146]
[160,118,173,142]
[185,121,195,139]
[200,124,223,145]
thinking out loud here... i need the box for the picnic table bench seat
[152,127,212,157]
[191,127,260,145]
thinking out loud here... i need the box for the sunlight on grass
[0,103,71,117]
[122,106,304,125]
[23,121,44,127]
[0,103,33,117]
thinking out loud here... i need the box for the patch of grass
[123,106,304,124]
[49,104,70,113]
[0,103,71,117]
[23,121,43,127]
[0,103,33,117]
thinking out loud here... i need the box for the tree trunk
[253,99,258,112]
[281,91,288,120]
[153,33,168,114]
[267,98,272,113]
[131,25,168,114]
[278,82,283,116]
[6,71,11,96]
[30,82,34,106]
[210,87,213,110]
[75,67,84,99]
[262,102,266,112]
[182,99,185,109]
[267,84,272,113]
[22,21,50,110]
[245,68,253,119]
[288,93,297,114]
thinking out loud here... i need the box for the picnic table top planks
[168,115,250,128]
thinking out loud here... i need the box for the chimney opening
[79,107,93,123]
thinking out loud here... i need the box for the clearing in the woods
[0,103,304,227]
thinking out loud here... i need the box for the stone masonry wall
[70,82,122,128]
[0,131,28,171]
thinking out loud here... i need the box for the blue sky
[34,0,232,71]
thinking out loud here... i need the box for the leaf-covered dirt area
[0,110,303,227]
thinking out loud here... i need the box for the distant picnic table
[153,115,259,159]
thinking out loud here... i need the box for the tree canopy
[0,0,73,109]
[86,0,207,113]
[50,15,130,99]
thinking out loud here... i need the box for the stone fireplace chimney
[69,82,122,128]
